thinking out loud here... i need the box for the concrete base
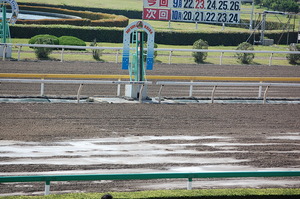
[0,46,12,58]
[262,39,274,46]
[125,84,148,100]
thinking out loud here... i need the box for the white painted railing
[1,43,300,66]
[156,81,300,104]
[0,78,151,103]
[1,77,299,104]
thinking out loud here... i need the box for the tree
[235,42,255,64]
[192,39,209,64]
[261,0,299,13]
[286,43,300,65]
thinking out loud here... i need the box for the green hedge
[10,25,298,46]
[18,2,142,19]
[58,36,86,46]
[18,2,291,30]
[28,34,59,45]
[11,25,124,43]
[18,5,129,27]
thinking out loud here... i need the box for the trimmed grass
[1,188,300,199]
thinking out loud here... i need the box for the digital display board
[143,0,241,24]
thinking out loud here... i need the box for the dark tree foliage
[257,0,299,13]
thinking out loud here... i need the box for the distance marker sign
[143,0,241,24]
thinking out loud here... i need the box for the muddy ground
[0,61,299,195]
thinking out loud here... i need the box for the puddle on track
[1,135,299,195]
[1,135,299,172]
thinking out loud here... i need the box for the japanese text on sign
[143,0,241,24]
[143,0,240,11]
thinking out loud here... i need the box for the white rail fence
[0,78,151,103]
[2,43,300,66]
[1,78,299,104]
[156,81,300,104]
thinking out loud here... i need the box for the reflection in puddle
[0,135,299,174]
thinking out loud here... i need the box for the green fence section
[1,171,300,183]
[1,171,300,195]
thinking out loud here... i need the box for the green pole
[134,31,139,81]
[2,5,7,43]
[139,31,144,81]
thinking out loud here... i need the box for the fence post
[263,86,270,104]
[139,84,144,103]
[116,50,119,63]
[258,81,263,98]
[77,84,84,103]
[2,44,6,61]
[45,181,51,195]
[40,78,45,96]
[17,46,22,61]
[189,80,193,97]
[187,178,193,190]
[117,78,121,96]
[158,85,164,104]
[211,86,217,103]
[61,48,65,62]
[269,53,274,66]
[220,52,224,65]
[168,51,173,65]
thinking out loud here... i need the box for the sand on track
[0,61,299,195]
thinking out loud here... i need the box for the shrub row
[10,25,298,46]
[18,2,290,30]
[18,2,142,19]
[17,5,129,27]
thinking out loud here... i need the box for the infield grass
[1,188,300,199]
[10,39,293,66]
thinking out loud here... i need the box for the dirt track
[0,61,300,195]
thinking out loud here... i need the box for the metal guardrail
[1,73,300,82]
[0,78,151,103]
[1,43,300,65]
[156,81,300,104]
[1,73,300,103]
[0,171,299,195]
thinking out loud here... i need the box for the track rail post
[189,80,193,97]
[60,48,65,62]
[139,84,144,103]
[116,49,119,63]
[40,78,45,96]
[77,84,84,103]
[269,53,274,66]
[117,78,121,96]
[158,85,164,104]
[258,81,263,98]
[17,46,22,61]
[45,181,51,195]
[220,52,224,65]
[168,51,173,65]
[2,44,6,61]
[263,85,270,104]
[187,178,193,190]
[211,86,217,103]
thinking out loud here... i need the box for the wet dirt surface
[0,61,300,195]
